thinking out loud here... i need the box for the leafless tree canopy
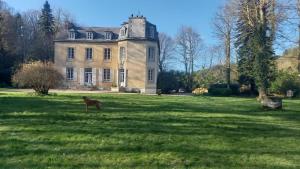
[176,26,203,75]
[158,32,175,72]
[213,0,237,87]
[12,61,64,95]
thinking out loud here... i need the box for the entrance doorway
[84,68,92,86]
[119,68,125,87]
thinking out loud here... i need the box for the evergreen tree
[38,0,55,61]
[235,0,277,99]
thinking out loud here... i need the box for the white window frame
[69,32,75,39]
[66,67,74,80]
[104,48,111,61]
[148,68,155,82]
[119,68,125,83]
[67,47,74,59]
[103,69,111,82]
[105,32,112,40]
[120,47,126,61]
[87,32,93,40]
[86,48,93,60]
[84,68,93,85]
[148,47,155,62]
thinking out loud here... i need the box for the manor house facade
[54,15,159,93]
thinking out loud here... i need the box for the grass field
[0,89,299,169]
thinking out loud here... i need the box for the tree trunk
[225,33,231,89]
[258,87,267,101]
[298,23,300,72]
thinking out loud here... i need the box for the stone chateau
[54,15,159,93]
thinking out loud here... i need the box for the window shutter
[62,67,66,78]
[99,68,103,83]
[153,48,156,62]
[110,69,114,82]
[80,68,84,85]
[116,69,119,86]
[92,68,97,85]
[73,68,77,81]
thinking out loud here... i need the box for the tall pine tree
[38,0,55,61]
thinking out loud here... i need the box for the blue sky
[5,0,226,46]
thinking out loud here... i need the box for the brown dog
[82,96,102,112]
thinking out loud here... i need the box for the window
[67,47,74,59]
[66,67,74,80]
[120,27,127,37]
[120,47,126,61]
[119,69,124,83]
[86,48,93,60]
[103,69,111,82]
[87,32,93,40]
[104,48,111,61]
[121,30,125,36]
[105,32,112,40]
[69,32,75,39]
[147,26,155,38]
[84,68,92,84]
[148,47,155,62]
[148,69,154,82]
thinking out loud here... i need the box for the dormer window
[120,27,127,37]
[105,32,112,40]
[87,32,93,40]
[148,26,155,38]
[121,30,125,36]
[69,31,76,39]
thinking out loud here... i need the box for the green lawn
[0,89,299,169]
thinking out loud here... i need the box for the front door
[84,68,92,86]
[119,68,125,87]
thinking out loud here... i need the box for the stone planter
[111,87,119,92]
[261,96,283,109]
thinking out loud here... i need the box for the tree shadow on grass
[0,95,300,168]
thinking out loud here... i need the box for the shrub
[208,87,233,96]
[157,71,186,94]
[270,70,300,97]
[192,87,208,95]
[208,83,240,96]
[207,83,240,96]
[12,61,64,95]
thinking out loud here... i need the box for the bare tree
[213,1,236,88]
[176,26,203,90]
[54,8,76,33]
[158,32,174,72]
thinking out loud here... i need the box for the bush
[157,71,186,94]
[208,87,233,96]
[208,83,240,96]
[270,70,300,97]
[12,61,64,95]
[192,87,208,95]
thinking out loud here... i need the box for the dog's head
[82,96,88,100]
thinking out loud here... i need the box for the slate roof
[55,26,120,42]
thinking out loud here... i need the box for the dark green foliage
[208,87,232,96]
[235,1,276,97]
[270,70,300,96]
[194,65,239,88]
[251,23,276,92]
[157,71,186,93]
[38,0,55,61]
[208,83,240,96]
[38,1,55,36]
[0,0,75,85]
